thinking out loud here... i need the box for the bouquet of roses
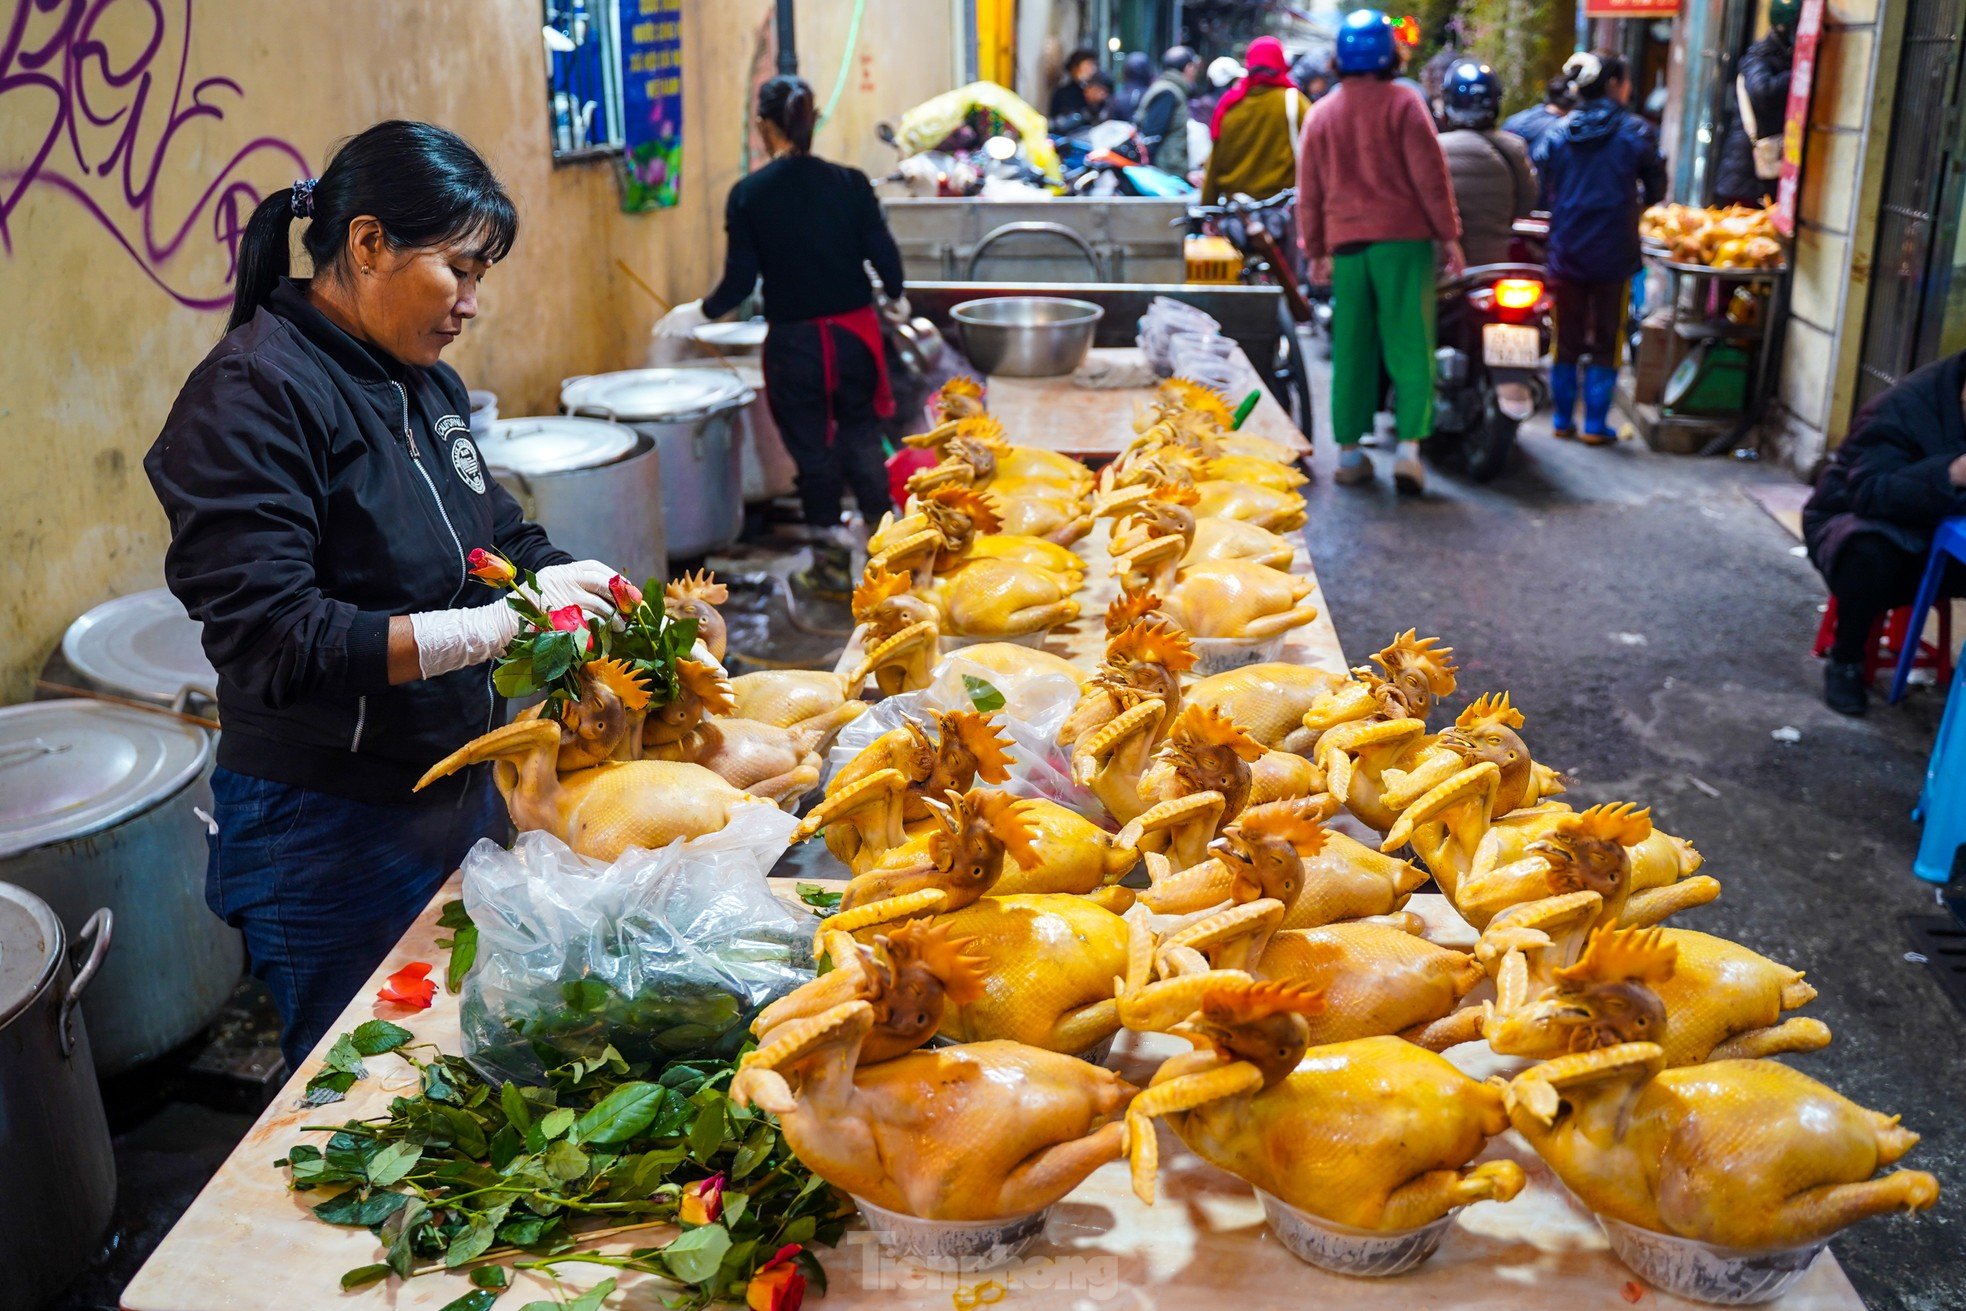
[467,549,699,716]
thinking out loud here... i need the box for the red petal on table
[1622,1281,1645,1303]
[377,961,437,1010]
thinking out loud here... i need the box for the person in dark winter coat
[1803,353,1966,715]
[1048,47,1100,128]
[1715,0,1799,208]
[1113,51,1155,121]
[1136,46,1200,176]
[1502,75,1575,154]
[1534,50,1666,444]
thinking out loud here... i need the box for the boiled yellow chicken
[1506,1043,1936,1250]
[850,566,943,696]
[1116,533,1318,642]
[1101,448,1306,532]
[869,484,1084,584]
[1184,661,1347,754]
[1372,693,1565,827]
[943,641,1087,689]
[933,374,988,422]
[870,491,1081,641]
[1122,980,1525,1226]
[641,659,858,807]
[1130,912,1486,1051]
[905,433,1092,546]
[1138,797,1429,931]
[1106,483,1298,572]
[1146,378,1301,465]
[800,709,1016,868]
[1300,631,1460,748]
[664,570,729,663]
[756,921,982,1065]
[415,718,760,862]
[727,669,865,731]
[1481,923,1830,1067]
[1059,620,1194,760]
[1109,704,1266,869]
[731,926,1134,1221]
[514,658,652,770]
[816,792,1132,1055]
[903,412,1095,495]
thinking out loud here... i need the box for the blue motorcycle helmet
[1441,59,1502,129]
[1335,10,1399,76]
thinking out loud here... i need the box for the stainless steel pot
[0,883,114,1311]
[60,588,216,707]
[951,296,1103,377]
[0,700,240,1075]
[479,416,668,588]
[560,369,753,558]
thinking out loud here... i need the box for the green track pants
[1329,239,1437,446]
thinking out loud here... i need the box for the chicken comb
[1200,977,1326,1022]
[923,484,1003,534]
[1105,618,1197,674]
[674,658,736,717]
[934,709,1017,783]
[1169,703,1267,762]
[957,789,1041,870]
[665,569,728,607]
[951,415,1008,448]
[1555,924,1679,988]
[1104,582,1165,635]
[1456,692,1525,732]
[852,565,914,621]
[1570,801,1653,848]
[1230,797,1330,856]
[1373,629,1460,693]
[1159,377,1236,424]
[878,919,989,1006]
[1149,480,1202,507]
[579,657,652,712]
[941,376,984,401]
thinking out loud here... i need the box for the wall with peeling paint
[0,0,959,702]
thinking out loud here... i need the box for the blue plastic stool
[1888,516,1966,703]
[1913,651,1966,883]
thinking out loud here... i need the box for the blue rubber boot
[1582,364,1619,445]
[1549,363,1579,437]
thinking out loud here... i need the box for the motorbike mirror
[982,135,1019,162]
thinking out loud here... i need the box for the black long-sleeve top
[701,153,905,323]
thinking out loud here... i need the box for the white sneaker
[1393,441,1425,496]
[1334,447,1374,486]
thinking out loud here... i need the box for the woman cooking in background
[661,76,906,590]
[146,121,626,1068]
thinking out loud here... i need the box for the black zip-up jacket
[146,280,570,805]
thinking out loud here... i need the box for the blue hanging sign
[619,0,682,211]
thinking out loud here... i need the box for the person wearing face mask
[1714,0,1800,208]
[146,121,626,1068]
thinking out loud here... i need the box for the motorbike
[1428,256,1552,481]
[1180,189,1314,427]
[1056,121,1194,197]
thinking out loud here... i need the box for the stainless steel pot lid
[560,368,754,422]
[480,416,638,476]
[0,701,212,859]
[61,589,215,703]
[0,882,61,1027]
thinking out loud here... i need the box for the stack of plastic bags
[1137,297,1241,393]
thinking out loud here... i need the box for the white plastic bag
[457,810,814,1084]
[824,656,1101,817]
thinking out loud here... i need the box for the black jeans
[1824,531,1966,663]
[762,319,896,528]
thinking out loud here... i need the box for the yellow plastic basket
[1185,235,1243,285]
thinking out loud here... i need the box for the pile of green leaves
[281,1024,849,1310]
[490,569,697,718]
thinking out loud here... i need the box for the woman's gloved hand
[524,560,622,619]
[412,560,624,679]
[655,299,710,339]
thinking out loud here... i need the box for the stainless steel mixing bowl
[950,297,1104,378]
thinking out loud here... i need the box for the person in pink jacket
[1299,10,1464,495]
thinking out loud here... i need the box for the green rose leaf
[660,1224,732,1286]
[470,1265,510,1290]
[350,1019,414,1057]
[339,1264,391,1291]
[539,1106,577,1141]
[445,1214,498,1268]
[435,1291,501,1311]
[573,1081,664,1146]
[367,1141,423,1187]
[963,674,1005,712]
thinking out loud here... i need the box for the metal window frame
[544,0,628,163]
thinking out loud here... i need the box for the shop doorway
[1854,0,1966,407]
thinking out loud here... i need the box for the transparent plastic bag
[457,810,815,1084]
[824,656,1102,818]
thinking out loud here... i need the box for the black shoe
[1824,660,1868,717]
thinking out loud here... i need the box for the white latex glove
[889,293,913,321]
[524,560,622,620]
[411,603,521,679]
[655,299,710,339]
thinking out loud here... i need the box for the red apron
[812,303,895,445]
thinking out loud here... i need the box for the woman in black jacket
[147,122,623,1066]
[1803,351,1966,715]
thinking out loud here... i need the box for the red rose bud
[678,1172,726,1226]
[608,574,643,611]
[376,961,436,1010]
[548,605,587,633]
[746,1246,805,1311]
[467,549,517,586]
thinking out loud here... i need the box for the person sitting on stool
[1804,350,1966,716]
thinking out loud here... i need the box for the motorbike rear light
[1494,278,1544,310]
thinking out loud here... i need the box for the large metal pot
[59,588,215,707]
[479,416,668,588]
[559,369,753,558]
[0,883,114,1311]
[951,296,1103,377]
[0,700,239,1075]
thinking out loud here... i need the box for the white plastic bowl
[1256,1190,1455,1277]
[1190,631,1290,676]
[1599,1216,1827,1305]
[852,1195,1049,1272]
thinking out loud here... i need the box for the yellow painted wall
[0,0,958,702]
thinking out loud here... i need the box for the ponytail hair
[757,76,818,154]
[227,120,518,332]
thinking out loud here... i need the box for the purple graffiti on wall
[1,0,310,311]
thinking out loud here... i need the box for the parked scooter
[1181,189,1313,426]
[1429,255,1552,481]
[1058,121,1194,197]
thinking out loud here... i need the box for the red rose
[377,961,436,1010]
[608,575,643,611]
[467,549,517,586]
[678,1172,726,1225]
[746,1245,806,1311]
